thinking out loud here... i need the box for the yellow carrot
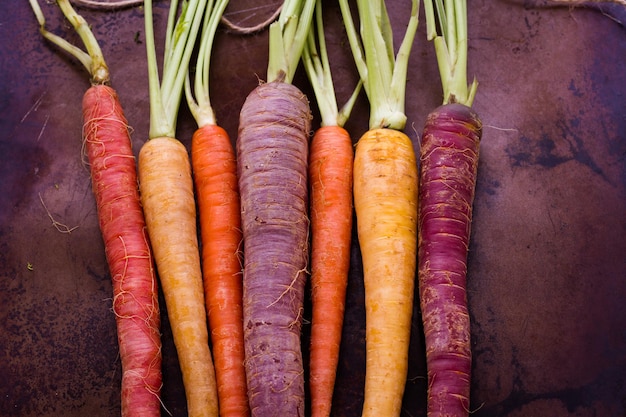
[138,137,218,416]
[353,128,418,417]
[339,0,419,415]
[139,0,219,415]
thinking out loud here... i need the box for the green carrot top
[266,0,316,84]
[185,0,230,128]
[339,0,419,131]
[424,0,478,107]
[144,0,209,139]
[29,0,109,85]
[301,0,361,127]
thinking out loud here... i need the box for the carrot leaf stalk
[301,2,359,416]
[235,0,315,415]
[419,1,482,416]
[28,1,163,416]
[339,0,419,130]
[338,1,420,416]
[184,1,251,416]
[423,0,478,106]
[139,0,220,415]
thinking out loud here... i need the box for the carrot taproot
[235,2,315,414]
[183,1,248,414]
[139,0,219,415]
[353,128,418,417]
[308,125,353,417]
[419,103,481,417]
[28,2,163,416]
[300,2,361,414]
[419,2,481,416]
[138,137,218,417]
[338,0,419,415]
[191,124,248,417]
[83,84,163,417]
[237,79,312,417]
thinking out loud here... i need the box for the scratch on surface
[21,91,47,123]
[36,115,50,142]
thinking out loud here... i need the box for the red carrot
[236,1,315,414]
[29,1,162,416]
[84,85,162,416]
[419,103,481,417]
[419,2,482,416]
[301,2,360,414]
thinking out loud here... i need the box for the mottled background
[1,1,625,416]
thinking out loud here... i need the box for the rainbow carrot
[28,1,162,415]
[139,0,218,415]
[419,2,481,416]
[339,0,420,415]
[301,2,362,415]
[184,2,249,414]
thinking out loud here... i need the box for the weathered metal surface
[1,1,625,416]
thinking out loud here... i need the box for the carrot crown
[339,0,419,131]
[144,0,209,139]
[266,0,316,84]
[424,0,478,107]
[28,0,109,85]
[301,0,362,128]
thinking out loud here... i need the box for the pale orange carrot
[139,0,219,415]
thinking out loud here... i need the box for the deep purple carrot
[419,1,482,415]
[419,103,481,416]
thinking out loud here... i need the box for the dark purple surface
[1,1,625,416]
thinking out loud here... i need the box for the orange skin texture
[308,125,354,417]
[192,124,249,417]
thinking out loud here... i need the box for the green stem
[28,0,109,84]
[266,0,315,84]
[185,0,230,127]
[339,0,419,130]
[145,0,208,139]
[424,0,477,106]
[301,0,361,127]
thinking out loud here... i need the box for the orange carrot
[300,3,361,413]
[308,125,354,417]
[28,2,163,415]
[184,1,249,414]
[191,124,248,417]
